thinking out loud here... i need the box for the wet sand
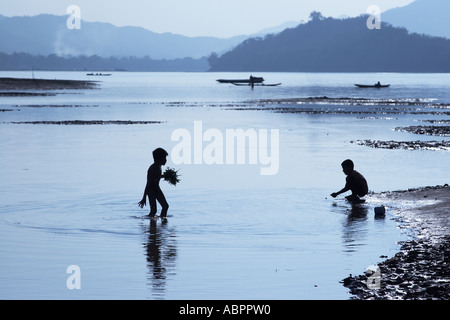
[395,125,450,136]
[343,185,450,300]
[9,120,164,125]
[0,77,98,91]
[351,139,450,151]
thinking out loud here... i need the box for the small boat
[86,73,112,76]
[217,76,264,84]
[355,83,390,88]
[231,82,281,87]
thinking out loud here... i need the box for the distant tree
[207,52,219,66]
[309,11,324,22]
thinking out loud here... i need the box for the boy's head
[153,148,168,165]
[341,159,354,175]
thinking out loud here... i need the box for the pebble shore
[342,185,450,300]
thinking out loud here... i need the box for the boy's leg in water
[148,192,157,217]
[156,189,169,218]
[346,192,365,204]
[345,194,359,203]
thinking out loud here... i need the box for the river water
[0,71,449,299]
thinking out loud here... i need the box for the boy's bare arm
[331,186,349,198]
[138,181,148,207]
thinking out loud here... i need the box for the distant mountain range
[1,0,448,62]
[382,0,450,39]
[0,14,248,59]
[1,0,449,72]
[208,14,450,72]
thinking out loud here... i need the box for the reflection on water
[341,204,369,253]
[141,219,177,299]
[331,200,372,253]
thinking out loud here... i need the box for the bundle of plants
[163,167,181,186]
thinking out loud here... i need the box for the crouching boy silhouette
[331,159,368,204]
[138,148,169,218]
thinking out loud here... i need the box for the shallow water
[0,71,449,299]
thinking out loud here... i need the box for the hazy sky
[0,0,415,37]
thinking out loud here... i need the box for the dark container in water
[374,206,386,217]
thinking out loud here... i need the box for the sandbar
[0,77,98,90]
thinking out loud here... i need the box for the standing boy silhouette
[138,148,169,218]
[331,159,368,204]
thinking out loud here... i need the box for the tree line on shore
[0,52,209,72]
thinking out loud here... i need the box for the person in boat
[331,159,368,204]
[250,75,255,88]
[375,81,381,87]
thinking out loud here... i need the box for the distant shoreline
[2,70,450,74]
[0,77,98,91]
[343,184,450,300]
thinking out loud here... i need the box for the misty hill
[208,14,450,72]
[0,51,209,72]
[0,14,246,59]
[382,0,450,39]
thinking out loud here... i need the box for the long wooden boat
[355,84,390,88]
[217,77,264,84]
[231,82,281,87]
